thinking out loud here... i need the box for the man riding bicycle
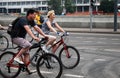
[11,9,48,71]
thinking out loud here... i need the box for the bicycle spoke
[59,46,80,69]
[0,52,21,78]
[37,53,62,78]
[0,36,9,51]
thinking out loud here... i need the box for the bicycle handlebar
[59,32,69,37]
[30,38,48,49]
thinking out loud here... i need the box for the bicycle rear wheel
[36,53,63,78]
[59,46,80,69]
[0,35,9,51]
[0,51,21,78]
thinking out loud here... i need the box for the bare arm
[54,22,65,32]
[33,25,46,37]
[24,25,39,41]
[46,21,57,33]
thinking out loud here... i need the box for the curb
[63,28,120,34]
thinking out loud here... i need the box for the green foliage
[99,0,114,13]
[65,0,75,13]
[48,0,62,15]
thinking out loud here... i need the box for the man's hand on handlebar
[34,36,40,42]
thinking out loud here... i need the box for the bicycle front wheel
[36,53,63,78]
[0,51,21,78]
[59,46,80,69]
[30,51,43,67]
[0,35,9,51]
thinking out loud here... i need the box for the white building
[0,0,48,13]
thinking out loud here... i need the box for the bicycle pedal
[21,68,26,72]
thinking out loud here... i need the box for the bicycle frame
[49,35,70,58]
[7,38,47,69]
[7,50,30,69]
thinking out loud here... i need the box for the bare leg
[15,47,30,58]
[46,35,56,47]
[52,44,58,53]
[23,52,30,65]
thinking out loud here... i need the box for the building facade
[0,0,113,14]
[0,0,48,13]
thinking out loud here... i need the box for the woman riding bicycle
[41,10,66,52]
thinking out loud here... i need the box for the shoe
[42,45,49,53]
[14,58,24,64]
[50,57,58,63]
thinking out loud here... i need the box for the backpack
[7,17,21,35]
[39,15,44,23]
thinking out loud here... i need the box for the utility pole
[114,0,118,32]
[90,0,94,31]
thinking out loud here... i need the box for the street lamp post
[114,0,118,32]
[90,5,93,32]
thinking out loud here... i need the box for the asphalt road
[0,32,120,78]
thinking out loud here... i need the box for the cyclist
[35,11,43,28]
[11,9,48,69]
[42,10,65,52]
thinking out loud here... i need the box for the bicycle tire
[59,45,80,69]
[36,53,63,78]
[0,35,9,51]
[0,51,21,78]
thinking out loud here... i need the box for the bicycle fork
[63,45,71,58]
[44,56,53,69]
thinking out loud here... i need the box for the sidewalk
[63,28,120,34]
[1,25,120,34]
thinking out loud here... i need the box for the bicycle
[26,30,80,69]
[48,32,80,69]
[0,29,9,51]
[30,32,80,69]
[0,38,63,78]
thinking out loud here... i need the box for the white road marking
[41,71,53,74]
[94,59,106,62]
[64,74,84,78]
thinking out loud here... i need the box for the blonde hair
[47,10,55,17]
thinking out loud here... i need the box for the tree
[64,0,75,13]
[48,0,62,15]
[99,0,114,13]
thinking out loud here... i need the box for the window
[36,1,41,5]
[26,1,30,5]
[8,2,12,6]
[31,1,35,5]
[3,2,6,6]
[42,7,47,10]
[0,2,2,6]
[84,0,89,3]
[77,0,82,4]
[71,0,76,4]
[17,2,20,5]
[12,2,17,5]
[21,2,25,5]
[42,1,47,5]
